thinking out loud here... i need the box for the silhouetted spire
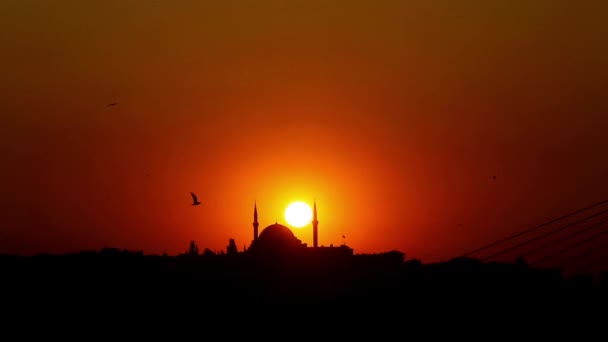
[254,201,258,220]
[313,200,319,248]
[253,201,259,241]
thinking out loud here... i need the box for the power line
[519,217,608,258]
[481,207,608,262]
[533,228,608,265]
[461,199,608,258]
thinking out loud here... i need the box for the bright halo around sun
[284,201,313,228]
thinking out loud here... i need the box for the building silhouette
[313,201,319,248]
[246,201,353,260]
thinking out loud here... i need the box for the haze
[1,1,607,262]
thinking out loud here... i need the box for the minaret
[312,200,319,248]
[253,201,259,241]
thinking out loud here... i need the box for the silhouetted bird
[107,102,118,107]
[190,192,201,206]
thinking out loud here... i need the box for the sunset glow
[1,1,607,266]
[284,201,313,228]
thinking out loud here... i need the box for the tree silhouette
[227,238,238,255]
[188,240,199,256]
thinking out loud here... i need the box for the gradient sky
[1,1,607,267]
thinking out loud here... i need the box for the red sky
[1,1,607,268]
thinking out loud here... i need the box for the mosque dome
[258,224,296,242]
[248,223,306,255]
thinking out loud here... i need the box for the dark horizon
[3,239,606,313]
[5,197,608,278]
[4,198,607,321]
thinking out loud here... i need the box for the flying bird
[190,192,201,206]
[106,102,118,107]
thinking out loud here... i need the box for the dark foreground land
[0,250,608,307]
[2,249,607,328]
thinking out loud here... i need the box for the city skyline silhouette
[1,1,607,319]
[3,198,608,280]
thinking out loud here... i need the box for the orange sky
[1,0,607,264]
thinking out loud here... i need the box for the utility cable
[461,199,608,258]
[518,217,608,258]
[481,207,608,262]
[533,228,608,265]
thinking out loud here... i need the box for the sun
[284,201,313,228]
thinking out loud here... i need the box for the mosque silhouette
[244,201,354,260]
